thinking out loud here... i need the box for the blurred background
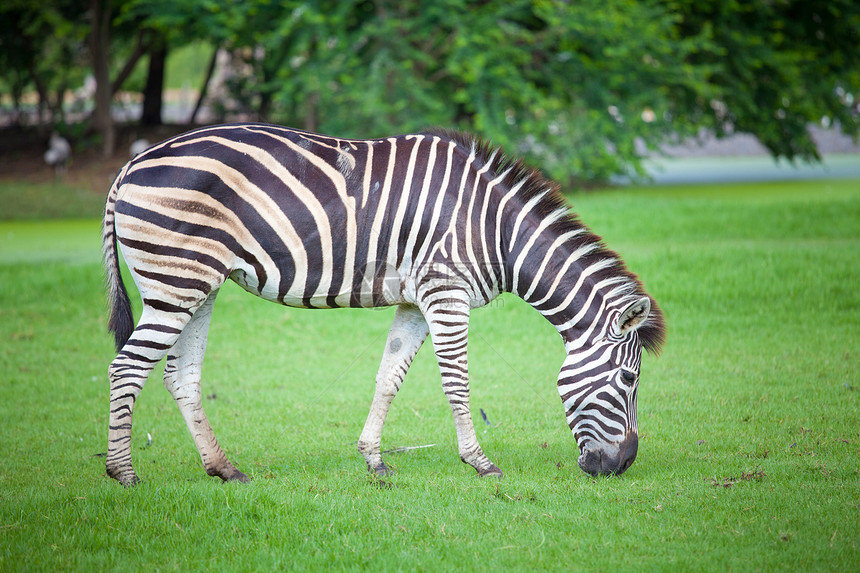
[1,0,858,194]
[1,6,859,568]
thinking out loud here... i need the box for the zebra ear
[616,296,651,335]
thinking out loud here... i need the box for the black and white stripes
[102,123,665,485]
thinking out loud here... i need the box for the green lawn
[0,179,858,571]
[0,181,106,221]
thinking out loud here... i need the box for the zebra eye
[620,370,636,384]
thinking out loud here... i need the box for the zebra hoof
[225,469,250,483]
[213,467,249,483]
[207,462,249,483]
[107,467,140,487]
[372,462,393,477]
[478,464,503,478]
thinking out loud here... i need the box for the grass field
[0,178,858,571]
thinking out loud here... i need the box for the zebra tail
[103,163,134,352]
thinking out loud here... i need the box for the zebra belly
[228,259,414,309]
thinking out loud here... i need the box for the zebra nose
[578,433,638,476]
[616,433,638,475]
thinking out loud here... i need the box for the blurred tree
[90,0,114,155]
[0,0,152,153]
[2,0,857,183]
[119,0,247,125]
[675,0,860,162]
[0,0,90,133]
[438,0,716,183]
[140,32,167,125]
[228,0,716,184]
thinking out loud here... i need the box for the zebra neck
[505,215,627,345]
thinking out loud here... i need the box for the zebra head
[558,296,654,477]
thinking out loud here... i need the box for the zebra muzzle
[577,433,638,477]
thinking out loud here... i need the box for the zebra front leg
[163,291,248,483]
[421,291,503,478]
[107,306,198,486]
[358,305,429,476]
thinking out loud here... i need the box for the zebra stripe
[102,123,665,485]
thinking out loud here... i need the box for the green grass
[1,178,858,571]
[0,181,106,221]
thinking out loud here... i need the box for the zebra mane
[423,128,667,356]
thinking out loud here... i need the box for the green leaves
[2,0,857,186]
[678,0,860,163]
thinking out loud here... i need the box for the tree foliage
[0,0,90,129]
[206,0,717,183]
[675,0,860,161]
[1,0,858,184]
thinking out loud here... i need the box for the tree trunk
[188,46,219,125]
[54,83,68,126]
[90,0,114,157]
[141,36,167,126]
[304,93,318,133]
[258,91,272,123]
[26,56,49,135]
[112,30,150,96]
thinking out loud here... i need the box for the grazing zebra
[102,123,665,486]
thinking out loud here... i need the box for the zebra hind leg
[162,290,248,483]
[421,291,503,478]
[357,305,429,476]
[107,303,205,486]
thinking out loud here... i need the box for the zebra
[102,123,666,486]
